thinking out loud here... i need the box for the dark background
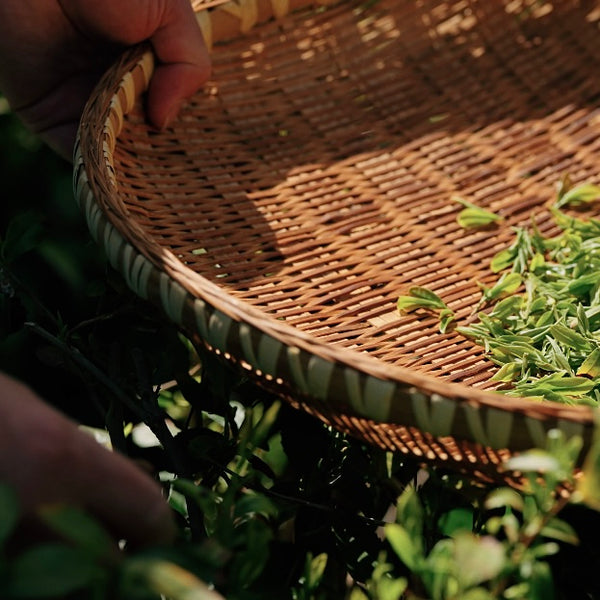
[0,103,107,420]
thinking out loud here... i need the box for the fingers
[4,0,211,157]
[74,431,178,547]
[37,121,79,162]
[59,0,212,129]
[146,0,211,129]
[14,69,107,162]
[0,373,176,548]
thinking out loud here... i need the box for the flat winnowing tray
[76,0,600,484]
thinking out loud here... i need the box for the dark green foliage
[4,106,600,600]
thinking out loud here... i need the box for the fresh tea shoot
[454,197,504,229]
[399,180,600,405]
[397,286,456,333]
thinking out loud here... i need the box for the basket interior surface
[110,0,600,399]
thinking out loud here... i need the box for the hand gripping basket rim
[73,0,597,481]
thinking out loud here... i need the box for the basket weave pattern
[76,0,600,483]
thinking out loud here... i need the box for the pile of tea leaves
[398,179,600,406]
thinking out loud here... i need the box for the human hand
[0,373,176,547]
[0,0,210,160]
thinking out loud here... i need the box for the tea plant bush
[4,105,600,599]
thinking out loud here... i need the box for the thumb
[147,0,211,129]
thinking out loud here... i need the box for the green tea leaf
[576,303,590,335]
[348,588,370,600]
[527,560,555,600]
[505,450,561,474]
[457,207,503,228]
[530,541,561,559]
[366,576,408,600]
[481,272,522,302]
[37,505,116,561]
[484,487,524,512]
[540,517,579,545]
[437,507,474,537]
[124,558,225,600]
[547,324,591,351]
[529,252,546,271]
[234,493,279,521]
[544,337,572,373]
[232,519,273,587]
[566,271,600,296]
[490,361,522,383]
[396,485,424,543]
[452,533,505,588]
[489,295,523,321]
[512,374,597,403]
[0,211,44,263]
[7,544,102,598]
[576,347,600,378]
[305,553,328,590]
[439,307,455,333]
[422,540,453,597]
[409,286,447,307]
[397,287,448,313]
[555,182,600,209]
[557,172,573,201]
[504,583,531,599]
[385,524,421,571]
[455,198,503,228]
[490,247,517,273]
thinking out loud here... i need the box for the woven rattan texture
[112,0,600,398]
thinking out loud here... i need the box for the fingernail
[161,101,183,130]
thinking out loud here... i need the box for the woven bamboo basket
[75,0,600,485]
